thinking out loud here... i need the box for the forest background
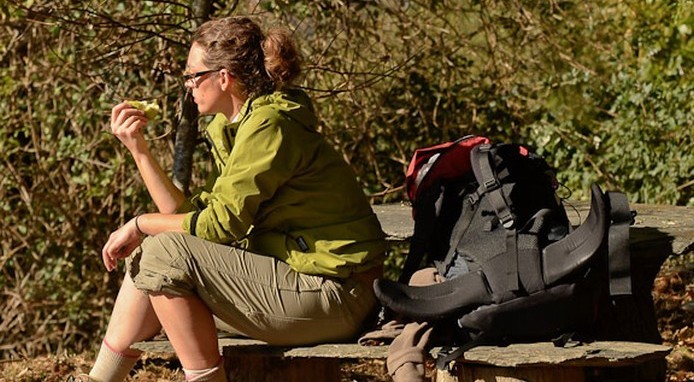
[0,0,691,373]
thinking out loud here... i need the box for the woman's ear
[219,69,233,92]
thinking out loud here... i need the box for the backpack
[374,136,634,365]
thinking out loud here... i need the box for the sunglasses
[181,69,221,86]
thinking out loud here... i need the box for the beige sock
[88,340,139,382]
[183,358,226,381]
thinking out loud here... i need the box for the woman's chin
[196,105,211,115]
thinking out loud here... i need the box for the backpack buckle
[501,215,515,229]
[483,178,500,192]
[468,192,480,205]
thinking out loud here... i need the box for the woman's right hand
[111,102,149,154]
[101,219,143,272]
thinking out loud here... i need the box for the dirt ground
[0,254,691,382]
[0,355,394,382]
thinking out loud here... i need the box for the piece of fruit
[127,100,160,120]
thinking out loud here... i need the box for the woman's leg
[103,274,162,353]
[93,273,222,380]
[122,234,224,380]
[148,293,220,370]
[124,232,375,372]
[89,274,162,381]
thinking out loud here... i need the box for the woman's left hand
[102,219,143,272]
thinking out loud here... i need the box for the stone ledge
[134,338,669,368]
[132,338,390,360]
[374,202,693,255]
[458,341,671,367]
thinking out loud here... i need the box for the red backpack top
[406,136,490,205]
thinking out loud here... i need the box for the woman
[84,16,386,382]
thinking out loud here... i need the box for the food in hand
[127,100,160,120]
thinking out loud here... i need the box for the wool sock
[88,340,140,382]
[183,358,226,382]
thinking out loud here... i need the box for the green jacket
[181,90,387,278]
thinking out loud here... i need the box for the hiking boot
[65,374,95,382]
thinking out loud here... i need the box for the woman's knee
[133,232,194,269]
[127,232,196,296]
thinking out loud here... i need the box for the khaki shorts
[126,232,378,345]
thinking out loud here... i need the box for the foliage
[526,0,693,205]
[0,0,197,358]
[0,0,691,359]
[268,0,579,199]
[263,0,692,204]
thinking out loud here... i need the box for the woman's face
[184,43,224,115]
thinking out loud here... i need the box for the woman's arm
[130,149,187,213]
[101,213,186,272]
[111,102,187,213]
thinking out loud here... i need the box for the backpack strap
[504,230,519,292]
[607,191,634,296]
[399,191,440,284]
[469,144,519,291]
[374,270,494,320]
[438,197,476,277]
[434,336,491,371]
[399,220,429,284]
[469,145,515,228]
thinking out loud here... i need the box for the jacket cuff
[182,211,201,236]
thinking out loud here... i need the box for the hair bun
[262,28,302,88]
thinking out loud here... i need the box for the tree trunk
[172,0,215,192]
[173,90,199,192]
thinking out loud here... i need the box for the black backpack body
[374,136,633,362]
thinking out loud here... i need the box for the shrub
[0,0,690,358]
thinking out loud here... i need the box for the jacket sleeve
[182,111,299,243]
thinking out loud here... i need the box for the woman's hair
[192,16,302,98]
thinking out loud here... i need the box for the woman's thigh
[127,232,376,345]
